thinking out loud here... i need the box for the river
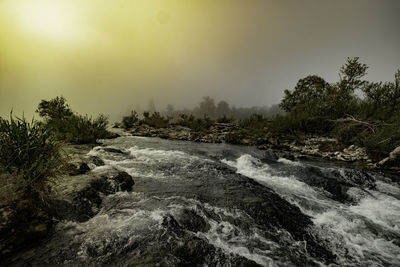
[11,135,400,266]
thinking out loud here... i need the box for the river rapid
[11,135,400,266]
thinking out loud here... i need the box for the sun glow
[13,0,80,41]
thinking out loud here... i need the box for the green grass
[0,115,66,189]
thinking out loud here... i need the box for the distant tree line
[119,57,400,161]
[134,97,283,121]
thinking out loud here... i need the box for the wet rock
[113,171,135,191]
[0,196,51,261]
[105,132,120,139]
[159,216,262,267]
[103,147,126,154]
[175,209,210,233]
[297,166,376,203]
[48,176,115,222]
[89,156,105,166]
[69,162,91,176]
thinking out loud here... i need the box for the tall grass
[0,115,66,189]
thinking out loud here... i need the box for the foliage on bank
[0,115,65,192]
[37,96,111,144]
[275,57,400,160]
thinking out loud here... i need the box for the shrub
[65,114,110,144]
[140,112,169,128]
[36,96,73,121]
[216,116,234,123]
[121,111,139,129]
[224,130,247,145]
[358,116,400,161]
[176,114,213,132]
[37,97,111,144]
[177,114,196,127]
[190,116,213,132]
[332,123,367,145]
[239,114,268,129]
[0,115,66,189]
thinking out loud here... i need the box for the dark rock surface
[175,209,211,233]
[113,171,135,192]
[0,192,51,261]
[0,143,135,264]
[69,162,91,176]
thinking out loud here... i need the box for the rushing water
[11,135,400,266]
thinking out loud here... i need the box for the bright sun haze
[14,0,79,41]
[0,0,399,121]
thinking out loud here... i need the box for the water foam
[224,153,400,266]
[222,154,320,200]
[277,157,303,166]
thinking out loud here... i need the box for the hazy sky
[1,0,399,121]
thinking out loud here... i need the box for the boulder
[0,196,51,260]
[103,147,126,154]
[113,171,135,191]
[175,209,210,233]
[89,156,105,166]
[105,132,120,139]
[69,162,91,176]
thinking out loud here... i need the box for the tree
[280,75,331,115]
[147,99,156,113]
[216,101,231,117]
[36,96,73,121]
[165,104,175,117]
[362,69,400,119]
[198,96,216,117]
[391,69,400,113]
[338,57,368,94]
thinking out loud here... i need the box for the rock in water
[175,209,211,233]
[113,171,135,191]
[69,162,91,176]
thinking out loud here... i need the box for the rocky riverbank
[0,144,135,264]
[125,123,400,172]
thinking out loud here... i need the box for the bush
[216,116,234,123]
[192,116,213,132]
[177,114,196,127]
[65,114,110,144]
[332,123,367,146]
[239,114,268,129]
[37,97,111,144]
[177,114,213,132]
[268,113,334,137]
[0,115,66,189]
[358,116,400,161]
[140,112,169,128]
[224,130,247,145]
[121,111,139,129]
